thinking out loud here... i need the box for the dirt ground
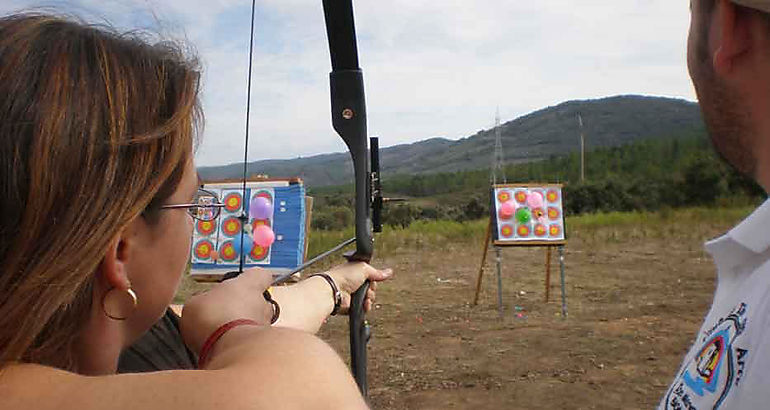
[313,219,735,409]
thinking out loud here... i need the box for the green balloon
[515,207,532,224]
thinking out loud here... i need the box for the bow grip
[348,279,370,396]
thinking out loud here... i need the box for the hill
[198,95,703,187]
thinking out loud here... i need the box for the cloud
[0,1,696,166]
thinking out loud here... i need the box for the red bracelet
[197,319,260,368]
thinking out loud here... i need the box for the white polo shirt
[659,199,770,409]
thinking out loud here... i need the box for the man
[660,0,770,408]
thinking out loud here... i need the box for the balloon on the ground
[253,224,275,248]
[249,196,273,220]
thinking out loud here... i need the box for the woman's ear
[99,226,136,290]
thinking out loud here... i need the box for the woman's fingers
[322,263,392,316]
[365,267,393,283]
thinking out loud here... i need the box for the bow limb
[322,0,373,396]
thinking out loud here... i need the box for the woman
[0,13,390,409]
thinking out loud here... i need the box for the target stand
[472,184,567,318]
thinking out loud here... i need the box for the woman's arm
[1,327,368,410]
[270,275,335,332]
[270,263,393,333]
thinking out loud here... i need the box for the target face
[194,239,214,260]
[196,220,217,236]
[250,244,269,261]
[191,186,279,270]
[548,207,560,220]
[546,189,559,203]
[251,218,272,228]
[221,217,241,237]
[223,192,243,213]
[219,241,238,262]
[492,185,565,245]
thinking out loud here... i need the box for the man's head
[688,0,770,191]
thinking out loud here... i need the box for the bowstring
[238,0,258,274]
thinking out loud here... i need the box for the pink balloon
[253,225,275,248]
[499,201,515,218]
[526,191,544,209]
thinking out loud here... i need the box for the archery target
[546,189,560,203]
[196,220,217,236]
[256,190,272,201]
[251,218,271,228]
[190,186,278,269]
[193,239,215,261]
[219,241,238,262]
[221,216,241,237]
[493,185,566,244]
[250,244,269,261]
[223,191,243,213]
[548,206,561,220]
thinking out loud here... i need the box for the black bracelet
[263,289,280,324]
[309,273,342,316]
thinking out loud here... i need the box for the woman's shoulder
[0,363,88,409]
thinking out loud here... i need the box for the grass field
[176,205,759,409]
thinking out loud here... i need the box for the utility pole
[491,107,506,185]
[577,113,585,182]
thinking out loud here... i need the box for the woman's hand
[325,262,393,315]
[179,268,276,354]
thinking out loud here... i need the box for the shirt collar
[705,199,770,269]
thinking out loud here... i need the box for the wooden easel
[472,215,567,318]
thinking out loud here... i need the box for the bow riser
[329,70,373,261]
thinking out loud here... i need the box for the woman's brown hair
[0,13,201,370]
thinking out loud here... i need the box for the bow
[322,0,379,396]
[229,0,380,396]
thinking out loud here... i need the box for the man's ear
[712,0,752,75]
[99,225,136,291]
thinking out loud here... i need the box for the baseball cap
[733,0,770,13]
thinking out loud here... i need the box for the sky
[0,1,696,167]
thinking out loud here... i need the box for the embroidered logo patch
[663,303,748,410]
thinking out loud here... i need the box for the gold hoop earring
[102,288,138,321]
